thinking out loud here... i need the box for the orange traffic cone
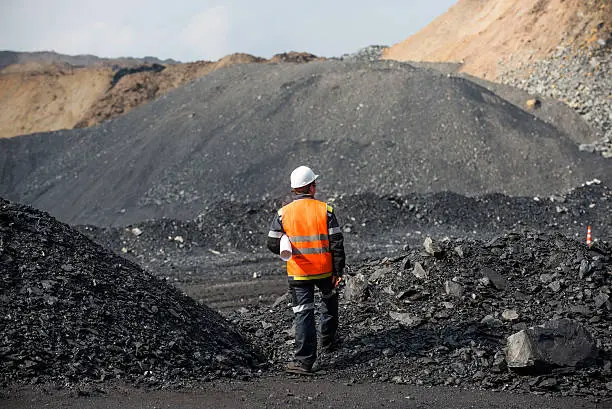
[586,225,592,247]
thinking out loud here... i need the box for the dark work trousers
[289,277,339,368]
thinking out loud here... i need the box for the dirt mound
[383,0,611,80]
[75,183,612,314]
[0,52,319,138]
[0,63,112,138]
[1,60,608,226]
[0,197,263,386]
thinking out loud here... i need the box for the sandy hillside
[383,0,611,79]
[0,63,112,137]
[0,52,319,138]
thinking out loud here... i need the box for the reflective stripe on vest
[281,199,333,280]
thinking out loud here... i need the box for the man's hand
[332,275,342,288]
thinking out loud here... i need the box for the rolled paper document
[280,234,292,261]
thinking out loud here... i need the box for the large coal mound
[1,60,609,226]
[229,231,612,396]
[0,197,263,386]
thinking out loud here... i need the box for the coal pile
[228,231,612,397]
[336,181,612,243]
[0,197,264,386]
[79,182,611,276]
[1,60,609,226]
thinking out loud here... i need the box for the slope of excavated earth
[0,60,609,226]
[0,52,320,138]
[0,63,113,138]
[0,197,264,387]
[380,0,612,159]
[382,0,611,80]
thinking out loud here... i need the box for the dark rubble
[0,198,264,387]
[78,182,612,285]
[0,183,611,399]
[70,182,612,397]
[227,231,612,397]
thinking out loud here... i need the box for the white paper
[280,234,292,261]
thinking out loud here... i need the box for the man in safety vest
[267,165,346,375]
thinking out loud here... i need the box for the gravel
[337,45,388,62]
[500,45,612,158]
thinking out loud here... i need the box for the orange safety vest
[280,198,333,280]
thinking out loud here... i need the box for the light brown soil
[382,0,611,80]
[0,63,112,137]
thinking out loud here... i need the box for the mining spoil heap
[0,60,609,227]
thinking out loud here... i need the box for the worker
[267,165,345,375]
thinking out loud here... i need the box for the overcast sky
[1,0,456,62]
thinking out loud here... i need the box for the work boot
[319,336,342,353]
[285,361,313,375]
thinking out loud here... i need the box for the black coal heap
[0,198,263,386]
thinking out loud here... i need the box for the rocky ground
[1,180,611,407]
[229,231,611,395]
[2,12,611,407]
[500,45,612,159]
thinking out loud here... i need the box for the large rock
[481,267,508,291]
[343,273,369,302]
[412,262,428,279]
[423,237,443,258]
[444,281,464,298]
[505,319,598,372]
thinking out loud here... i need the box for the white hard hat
[290,166,319,189]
